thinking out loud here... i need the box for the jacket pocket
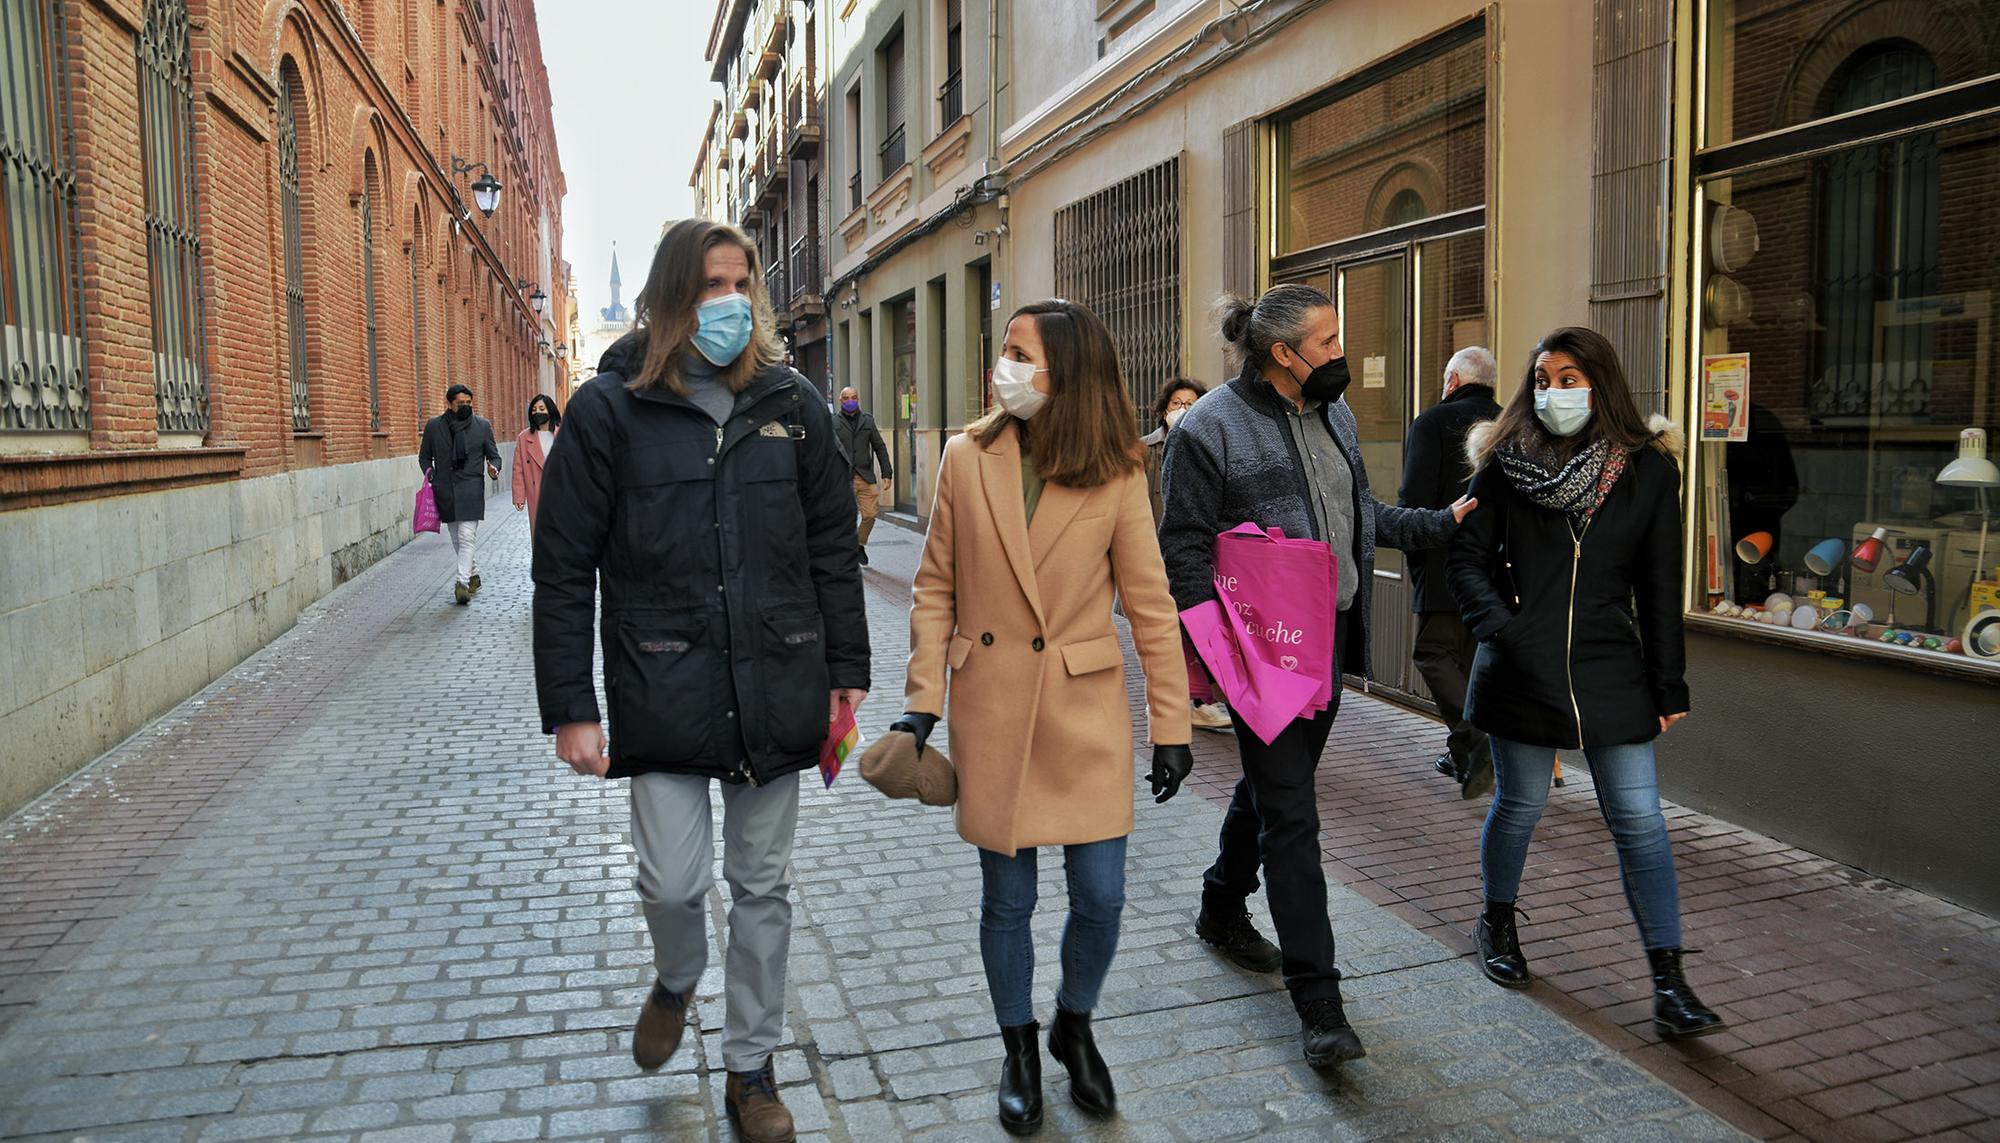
[1060,634,1124,677]
[948,634,975,671]
[759,606,831,754]
[606,621,712,764]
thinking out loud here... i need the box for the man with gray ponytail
[1159,284,1474,1066]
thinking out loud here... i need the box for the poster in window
[1700,353,1750,443]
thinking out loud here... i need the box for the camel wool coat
[906,422,1191,854]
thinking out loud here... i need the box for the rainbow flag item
[820,700,859,789]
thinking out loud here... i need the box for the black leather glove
[1148,744,1193,804]
[890,712,939,753]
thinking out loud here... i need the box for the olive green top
[1020,439,1046,524]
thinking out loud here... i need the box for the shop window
[1703,0,2000,147]
[1694,29,2000,672]
[1275,29,1484,256]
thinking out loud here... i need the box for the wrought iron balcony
[878,124,907,177]
[939,70,964,127]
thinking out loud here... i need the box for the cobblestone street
[0,488,1968,1140]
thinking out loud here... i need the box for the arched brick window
[140,0,208,434]
[279,61,312,432]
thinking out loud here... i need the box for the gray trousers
[630,770,800,1072]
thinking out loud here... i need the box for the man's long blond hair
[629,219,785,394]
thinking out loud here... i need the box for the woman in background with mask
[1142,377,1206,525]
[511,393,561,532]
[1446,326,1724,1041]
[891,298,1193,1134]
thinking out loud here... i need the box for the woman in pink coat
[512,393,560,531]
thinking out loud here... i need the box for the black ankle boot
[1647,947,1726,1039]
[1047,1007,1114,1117]
[1475,900,1531,989]
[997,1022,1042,1135]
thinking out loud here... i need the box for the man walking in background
[1400,346,1502,797]
[419,383,501,605]
[835,386,893,565]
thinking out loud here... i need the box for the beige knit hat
[858,731,957,806]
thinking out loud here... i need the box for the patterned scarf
[1496,436,1627,529]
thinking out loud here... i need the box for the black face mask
[1285,347,1352,406]
[453,405,473,421]
[529,412,550,427]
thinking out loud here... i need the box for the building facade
[817,0,1003,513]
[702,0,833,391]
[991,0,1999,913]
[0,0,568,819]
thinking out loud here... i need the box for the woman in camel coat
[893,299,1191,1135]
[511,393,559,531]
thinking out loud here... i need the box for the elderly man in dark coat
[419,383,501,604]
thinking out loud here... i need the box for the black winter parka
[531,335,870,783]
[1446,418,1689,750]
[1399,383,1500,613]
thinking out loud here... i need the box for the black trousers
[1200,610,1351,1012]
[1411,609,1488,776]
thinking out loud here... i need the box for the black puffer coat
[532,334,870,783]
[1445,417,1689,749]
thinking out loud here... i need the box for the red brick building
[0,0,568,817]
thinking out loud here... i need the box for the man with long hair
[532,219,868,1143]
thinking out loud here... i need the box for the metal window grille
[1588,0,1671,415]
[1,0,89,431]
[140,0,208,433]
[279,73,310,431]
[1054,155,1182,416]
[361,175,381,432]
[408,238,426,437]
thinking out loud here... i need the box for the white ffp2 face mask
[992,356,1049,420]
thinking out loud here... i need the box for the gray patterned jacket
[1159,361,1457,680]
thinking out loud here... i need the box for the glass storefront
[1268,18,1489,702]
[1694,0,2000,673]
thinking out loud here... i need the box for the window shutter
[1222,118,1256,300]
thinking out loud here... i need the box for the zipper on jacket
[1563,522,1591,750]
[715,420,752,785]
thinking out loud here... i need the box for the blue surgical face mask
[692,294,754,365]
[1534,387,1594,436]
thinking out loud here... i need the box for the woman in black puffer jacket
[1446,326,1724,1040]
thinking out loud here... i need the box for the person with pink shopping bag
[1158,284,1474,1067]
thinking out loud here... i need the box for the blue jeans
[1481,737,1683,950]
[978,837,1127,1028]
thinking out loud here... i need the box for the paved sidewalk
[0,491,1742,1141]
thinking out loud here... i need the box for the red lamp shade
[1850,526,1890,574]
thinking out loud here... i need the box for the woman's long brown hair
[1474,326,1657,468]
[628,219,784,394]
[970,299,1142,488]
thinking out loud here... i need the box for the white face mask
[1534,387,1594,436]
[1164,407,1188,431]
[992,356,1049,420]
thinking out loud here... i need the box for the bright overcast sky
[538,1,715,325]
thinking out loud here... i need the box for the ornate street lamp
[450,156,503,218]
[530,287,548,315]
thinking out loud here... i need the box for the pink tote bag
[1211,523,1339,711]
[412,468,441,535]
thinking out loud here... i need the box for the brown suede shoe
[631,980,690,1071]
[726,1060,796,1143]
